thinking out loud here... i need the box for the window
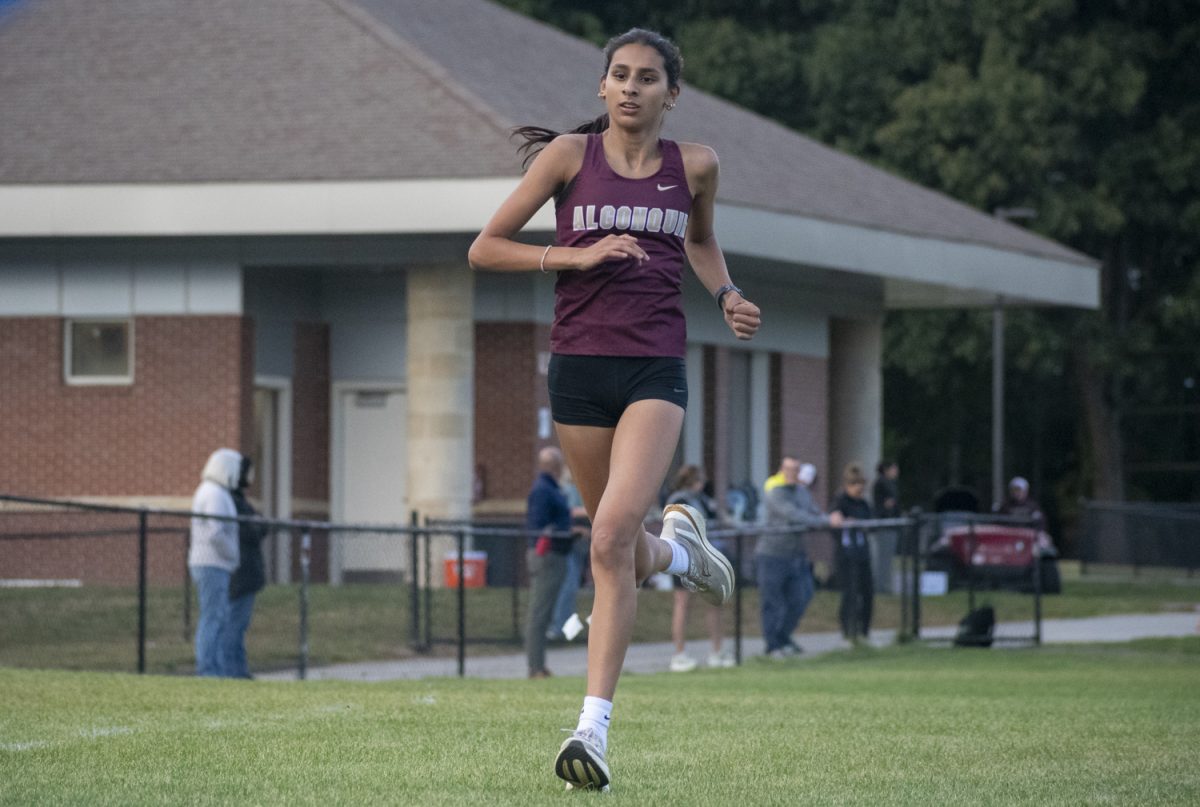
[65,319,133,385]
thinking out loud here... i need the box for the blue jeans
[549,541,586,637]
[756,554,814,652]
[223,593,257,678]
[190,565,231,677]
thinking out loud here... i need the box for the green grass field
[2,639,1198,805]
[1,576,1197,674]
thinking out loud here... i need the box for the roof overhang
[714,203,1099,310]
[0,179,537,237]
[0,180,1097,310]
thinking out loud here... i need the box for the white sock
[576,696,612,752]
[664,538,689,576]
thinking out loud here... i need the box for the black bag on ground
[954,605,995,648]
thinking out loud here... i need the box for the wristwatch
[714,283,743,311]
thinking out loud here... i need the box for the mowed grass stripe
[2,640,1199,805]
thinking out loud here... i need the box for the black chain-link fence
[3,493,1058,677]
[1080,501,1200,575]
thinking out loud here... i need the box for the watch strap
[715,283,742,311]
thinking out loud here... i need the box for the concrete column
[829,317,882,486]
[406,263,475,526]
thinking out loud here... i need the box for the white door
[336,387,408,579]
[254,378,293,583]
[252,388,277,516]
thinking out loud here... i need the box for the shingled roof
[0,0,1090,266]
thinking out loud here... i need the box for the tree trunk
[1072,341,1125,502]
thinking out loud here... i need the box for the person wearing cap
[758,456,843,657]
[995,476,1046,531]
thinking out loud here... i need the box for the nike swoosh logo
[657,184,677,191]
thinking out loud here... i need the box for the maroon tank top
[551,133,692,358]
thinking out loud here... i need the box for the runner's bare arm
[468,136,648,272]
[681,144,761,340]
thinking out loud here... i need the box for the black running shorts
[548,354,688,427]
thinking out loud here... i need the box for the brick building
[0,0,1096,584]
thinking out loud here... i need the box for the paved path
[259,611,1199,683]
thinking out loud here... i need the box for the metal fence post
[456,528,466,678]
[423,528,432,649]
[913,512,929,639]
[137,510,148,674]
[1033,529,1044,646]
[511,532,521,642]
[409,511,421,651]
[899,518,910,643]
[298,530,311,680]
[846,528,861,643]
[967,519,977,615]
[733,528,744,665]
[511,583,520,642]
[182,529,192,642]
[1079,499,1090,577]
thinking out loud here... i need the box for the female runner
[468,27,761,791]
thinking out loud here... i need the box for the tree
[497,0,1200,516]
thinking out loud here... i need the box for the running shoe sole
[555,735,610,792]
[663,503,735,606]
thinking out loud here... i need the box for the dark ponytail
[512,114,610,169]
[511,28,682,169]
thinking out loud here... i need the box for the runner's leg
[556,398,683,701]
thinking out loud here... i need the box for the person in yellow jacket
[764,462,815,493]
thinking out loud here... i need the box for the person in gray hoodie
[757,458,842,656]
[188,448,242,677]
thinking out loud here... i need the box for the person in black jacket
[223,456,268,679]
[830,463,874,642]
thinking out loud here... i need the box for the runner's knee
[589,520,638,573]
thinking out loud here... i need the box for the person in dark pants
[525,446,574,678]
[224,456,269,679]
[758,457,843,658]
[831,464,874,642]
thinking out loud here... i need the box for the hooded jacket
[188,448,242,571]
[230,456,269,599]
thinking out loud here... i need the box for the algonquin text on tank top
[570,203,689,239]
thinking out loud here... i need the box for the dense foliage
[499,1,1200,539]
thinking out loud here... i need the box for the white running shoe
[707,650,736,668]
[555,728,610,792]
[669,652,698,673]
[662,503,735,606]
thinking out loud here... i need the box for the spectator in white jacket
[189,448,242,677]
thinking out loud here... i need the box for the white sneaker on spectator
[669,652,698,673]
[707,650,736,668]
